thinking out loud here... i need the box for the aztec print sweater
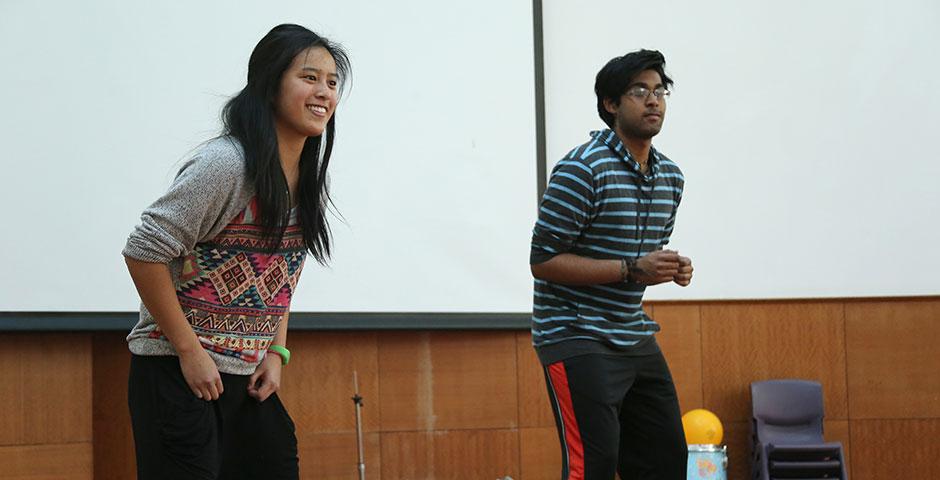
[123,137,306,375]
[530,129,684,365]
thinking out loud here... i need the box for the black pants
[128,355,299,480]
[544,351,687,480]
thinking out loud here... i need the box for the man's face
[604,69,667,140]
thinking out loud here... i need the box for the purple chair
[750,380,848,480]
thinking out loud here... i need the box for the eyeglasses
[625,86,671,100]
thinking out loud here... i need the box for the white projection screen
[543,0,940,300]
[2,0,938,316]
[0,1,537,312]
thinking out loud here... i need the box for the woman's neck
[276,129,304,203]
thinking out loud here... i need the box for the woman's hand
[247,353,282,402]
[179,347,224,400]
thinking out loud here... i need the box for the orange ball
[682,409,723,445]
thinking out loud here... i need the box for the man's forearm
[530,253,624,286]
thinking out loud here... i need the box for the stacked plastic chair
[750,380,848,480]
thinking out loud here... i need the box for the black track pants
[128,354,299,480]
[544,351,688,480]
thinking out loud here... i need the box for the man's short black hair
[595,49,673,128]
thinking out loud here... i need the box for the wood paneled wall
[1,297,938,479]
[0,334,93,480]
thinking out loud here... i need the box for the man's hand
[179,347,224,400]
[631,249,681,285]
[248,353,282,403]
[674,255,693,287]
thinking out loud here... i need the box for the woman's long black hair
[221,24,350,264]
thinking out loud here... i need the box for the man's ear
[603,97,620,115]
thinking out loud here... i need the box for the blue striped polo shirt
[530,129,685,365]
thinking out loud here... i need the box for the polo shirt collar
[590,129,661,180]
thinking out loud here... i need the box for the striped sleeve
[530,159,596,264]
[660,182,683,247]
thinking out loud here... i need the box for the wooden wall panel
[92,333,136,480]
[651,304,704,414]
[700,302,848,422]
[279,332,380,433]
[0,443,92,480]
[378,331,518,431]
[849,419,940,480]
[0,333,92,446]
[845,299,940,419]
[380,429,519,480]
[298,432,381,480]
[519,427,561,480]
[0,335,22,445]
[3,296,936,478]
[824,420,851,478]
[717,421,749,480]
[516,331,554,428]
[22,334,93,444]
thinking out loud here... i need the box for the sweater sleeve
[530,159,596,264]
[122,139,251,263]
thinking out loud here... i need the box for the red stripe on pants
[548,362,584,480]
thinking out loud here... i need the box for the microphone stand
[352,371,365,480]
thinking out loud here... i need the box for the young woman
[123,24,350,480]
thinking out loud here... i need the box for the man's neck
[614,128,653,173]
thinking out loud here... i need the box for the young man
[530,50,693,479]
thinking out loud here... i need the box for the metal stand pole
[352,371,365,480]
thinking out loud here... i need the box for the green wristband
[268,345,291,366]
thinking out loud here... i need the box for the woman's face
[274,46,339,141]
